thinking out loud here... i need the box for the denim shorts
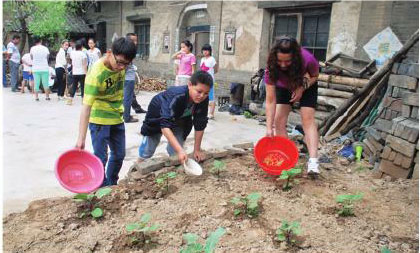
[139,127,185,159]
[22,71,33,81]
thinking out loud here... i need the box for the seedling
[156,171,177,193]
[126,213,160,245]
[73,187,112,219]
[210,160,225,178]
[381,246,392,253]
[243,111,252,119]
[230,192,261,218]
[276,220,301,245]
[180,227,226,253]
[335,193,364,216]
[278,167,302,191]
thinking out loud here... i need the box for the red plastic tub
[254,136,299,175]
[55,149,104,193]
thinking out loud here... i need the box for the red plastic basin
[55,149,104,193]
[254,136,299,175]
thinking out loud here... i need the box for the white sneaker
[307,162,320,175]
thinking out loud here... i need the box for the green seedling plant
[73,187,112,219]
[278,166,302,191]
[180,227,226,253]
[243,111,253,119]
[210,160,225,178]
[276,220,301,246]
[230,192,261,218]
[335,193,364,216]
[381,246,392,253]
[156,171,177,193]
[126,213,160,246]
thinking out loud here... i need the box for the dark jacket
[140,85,209,138]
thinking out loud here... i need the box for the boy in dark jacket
[138,71,213,164]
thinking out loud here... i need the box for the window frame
[270,13,302,47]
[134,1,145,7]
[134,20,151,58]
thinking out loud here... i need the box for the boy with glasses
[75,38,137,186]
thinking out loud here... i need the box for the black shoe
[134,107,147,114]
[125,116,139,123]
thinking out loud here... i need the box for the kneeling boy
[138,71,213,164]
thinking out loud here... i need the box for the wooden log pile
[139,77,167,92]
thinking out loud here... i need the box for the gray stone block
[373,118,393,134]
[386,135,416,158]
[402,92,419,106]
[389,74,418,90]
[137,159,166,175]
[379,159,411,179]
[402,105,412,117]
[367,128,382,141]
[232,142,254,150]
[381,146,392,159]
[411,106,419,119]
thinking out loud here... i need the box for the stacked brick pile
[363,62,419,179]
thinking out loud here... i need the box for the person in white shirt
[30,36,50,101]
[55,40,69,100]
[199,44,218,119]
[7,34,21,92]
[48,66,56,88]
[87,38,101,69]
[21,52,34,93]
[67,40,87,105]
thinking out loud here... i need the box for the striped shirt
[83,59,125,125]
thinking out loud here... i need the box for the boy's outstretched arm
[76,104,92,149]
[193,130,205,161]
[162,128,188,164]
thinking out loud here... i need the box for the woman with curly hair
[264,36,320,175]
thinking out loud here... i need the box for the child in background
[48,66,56,90]
[87,38,102,70]
[172,40,196,86]
[137,71,213,164]
[200,44,218,119]
[21,51,34,93]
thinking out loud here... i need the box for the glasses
[112,53,131,67]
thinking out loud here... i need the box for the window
[134,20,150,57]
[94,2,101,12]
[301,14,330,61]
[273,14,300,43]
[272,8,331,61]
[134,1,144,7]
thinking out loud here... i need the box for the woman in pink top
[265,36,320,175]
[172,40,196,86]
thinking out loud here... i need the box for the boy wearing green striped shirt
[75,38,137,186]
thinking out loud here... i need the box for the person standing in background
[87,38,102,70]
[30,36,51,101]
[7,35,21,92]
[55,40,69,100]
[67,40,87,105]
[21,51,34,93]
[172,40,196,86]
[3,44,9,88]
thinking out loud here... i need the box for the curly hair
[267,37,303,91]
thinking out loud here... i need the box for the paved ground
[3,89,266,215]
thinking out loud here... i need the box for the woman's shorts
[175,75,190,86]
[22,71,33,81]
[275,82,318,108]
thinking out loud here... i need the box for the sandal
[46,97,51,101]
[35,98,40,102]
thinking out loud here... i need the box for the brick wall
[364,61,419,179]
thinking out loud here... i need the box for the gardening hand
[193,149,205,162]
[290,87,304,103]
[75,138,85,150]
[177,150,188,164]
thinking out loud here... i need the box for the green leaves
[336,193,364,217]
[279,167,302,191]
[95,187,112,199]
[180,227,226,253]
[204,227,226,253]
[381,246,392,253]
[167,172,177,178]
[230,192,262,218]
[91,208,103,218]
[156,171,177,192]
[336,193,364,203]
[125,213,159,237]
[276,220,301,245]
[211,160,226,177]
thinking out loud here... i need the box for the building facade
[86,1,419,97]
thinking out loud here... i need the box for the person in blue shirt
[138,71,212,164]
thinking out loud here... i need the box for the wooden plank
[318,73,369,88]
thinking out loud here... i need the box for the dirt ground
[3,152,419,253]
